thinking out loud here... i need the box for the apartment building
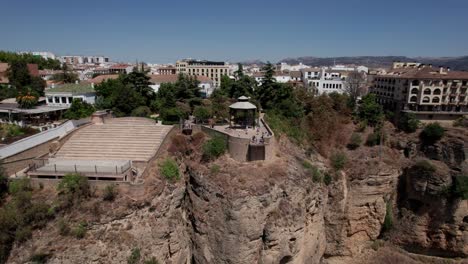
[301,68,346,95]
[369,63,468,123]
[60,55,110,65]
[176,59,229,87]
[158,66,177,75]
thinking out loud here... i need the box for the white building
[45,83,96,107]
[148,74,214,97]
[302,68,346,95]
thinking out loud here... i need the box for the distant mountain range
[240,56,468,71]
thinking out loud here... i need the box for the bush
[127,247,141,264]
[398,113,420,133]
[72,222,87,239]
[8,178,31,195]
[144,257,159,264]
[131,106,151,117]
[412,159,436,175]
[210,164,221,175]
[355,120,367,132]
[330,152,347,171]
[160,107,183,123]
[311,167,322,183]
[365,131,385,147]
[453,116,468,127]
[323,172,333,186]
[454,176,468,200]
[30,252,50,264]
[160,158,180,181]
[103,184,117,201]
[63,99,95,120]
[15,225,32,243]
[0,174,7,199]
[382,201,393,232]
[57,173,90,209]
[202,136,226,161]
[58,218,71,236]
[420,123,444,145]
[193,106,211,123]
[347,133,362,150]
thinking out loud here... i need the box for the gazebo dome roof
[229,96,257,110]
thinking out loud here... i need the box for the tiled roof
[45,83,95,94]
[378,66,468,79]
[149,74,213,84]
[290,71,302,78]
[88,74,119,84]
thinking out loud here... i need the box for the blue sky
[1,0,468,63]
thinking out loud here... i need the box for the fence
[0,118,90,159]
[30,159,131,175]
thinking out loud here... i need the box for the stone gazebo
[229,96,257,129]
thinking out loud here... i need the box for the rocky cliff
[6,127,468,264]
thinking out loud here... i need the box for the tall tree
[234,63,244,79]
[7,61,31,90]
[345,71,366,104]
[256,62,276,109]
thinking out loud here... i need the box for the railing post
[115,166,118,174]
[74,164,77,173]
[95,165,97,174]
[54,164,57,173]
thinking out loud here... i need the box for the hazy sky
[1,0,468,63]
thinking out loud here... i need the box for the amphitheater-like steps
[55,117,171,161]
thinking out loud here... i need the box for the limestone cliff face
[6,129,467,263]
[8,155,329,264]
[185,158,327,264]
[393,128,468,258]
[324,148,401,259]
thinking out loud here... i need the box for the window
[412,80,419,86]
[47,97,53,103]
[423,88,431,95]
[433,89,441,95]
[61,97,67,104]
[432,97,440,103]
[68,97,73,103]
[422,96,430,103]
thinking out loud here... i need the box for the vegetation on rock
[64,99,95,120]
[160,158,180,181]
[420,123,444,145]
[202,136,226,161]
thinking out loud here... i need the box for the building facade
[369,64,468,123]
[301,68,346,95]
[176,59,229,87]
[45,83,96,107]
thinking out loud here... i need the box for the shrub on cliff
[347,133,362,150]
[57,173,90,206]
[398,113,420,133]
[420,123,444,145]
[454,176,468,200]
[202,136,226,161]
[330,152,347,170]
[103,184,117,201]
[160,158,180,181]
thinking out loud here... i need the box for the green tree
[193,105,211,123]
[398,113,420,133]
[64,99,95,120]
[7,61,31,90]
[357,94,383,126]
[256,62,276,109]
[202,136,227,161]
[234,63,244,79]
[121,70,155,106]
[420,123,444,145]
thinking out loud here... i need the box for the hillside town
[0,43,467,264]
